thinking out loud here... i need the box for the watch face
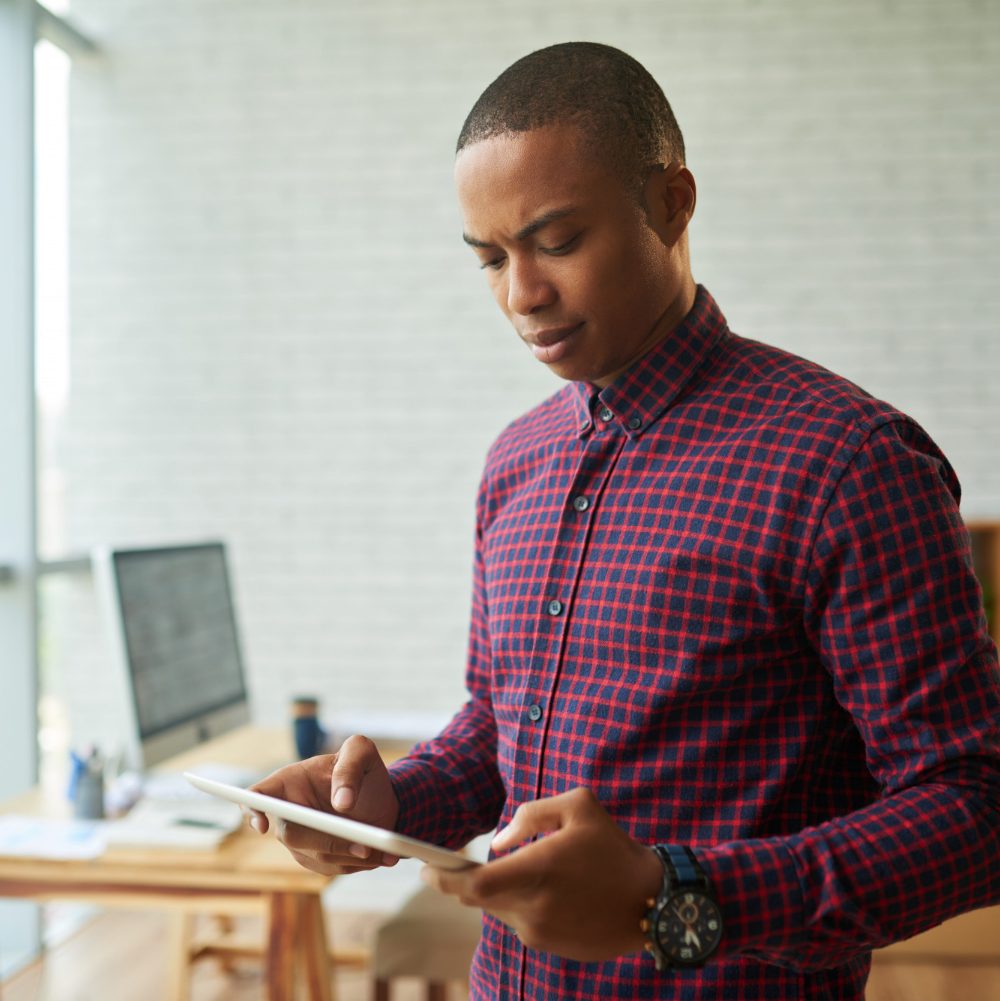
[654,890,723,965]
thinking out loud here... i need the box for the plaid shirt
[389,287,1000,1000]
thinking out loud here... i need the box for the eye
[479,255,506,271]
[540,233,581,256]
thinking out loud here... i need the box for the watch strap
[662,843,708,889]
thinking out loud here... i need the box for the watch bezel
[649,884,724,967]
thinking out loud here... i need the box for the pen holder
[74,769,105,820]
[292,696,326,759]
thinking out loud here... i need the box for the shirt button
[547,599,563,616]
[527,703,543,722]
[628,416,642,430]
[598,406,613,422]
[572,495,590,512]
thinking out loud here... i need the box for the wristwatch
[641,844,723,969]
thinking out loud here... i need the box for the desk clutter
[105,763,254,849]
[104,792,243,851]
[0,815,106,860]
[0,760,260,858]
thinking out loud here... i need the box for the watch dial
[655,891,723,963]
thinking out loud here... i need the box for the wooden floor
[2,908,998,1001]
[1,909,467,1001]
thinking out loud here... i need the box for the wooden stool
[372,886,481,1001]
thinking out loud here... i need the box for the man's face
[454,124,691,387]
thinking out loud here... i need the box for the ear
[643,164,696,246]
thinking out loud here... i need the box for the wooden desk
[0,725,397,1001]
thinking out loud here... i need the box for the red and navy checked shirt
[389,287,1000,1000]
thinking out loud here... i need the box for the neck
[592,274,697,389]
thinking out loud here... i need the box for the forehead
[454,124,620,239]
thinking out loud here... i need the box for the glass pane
[35,34,72,799]
[34,35,98,962]
[35,38,70,567]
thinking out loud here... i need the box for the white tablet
[184,772,478,871]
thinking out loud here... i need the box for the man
[251,43,1000,999]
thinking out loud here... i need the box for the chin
[545,361,590,383]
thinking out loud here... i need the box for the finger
[274,822,371,861]
[337,852,397,871]
[287,847,381,875]
[491,789,588,853]
[329,734,381,812]
[287,848,342,877]
[421,863,475,898]
[421,839,551,907]
[250,761,310,799]
[464,838,555,900]
[244,807,269,834]
[274,817,393,865]
[249,757,335,814]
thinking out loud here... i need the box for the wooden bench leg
[166,912,195,1001]
[298,893,334,1001]
[266,892,298,1001]
[374,977,391,1001]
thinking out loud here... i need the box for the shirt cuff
[695,836,805,962]
[387,756,468,849]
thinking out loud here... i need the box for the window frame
[0,0,97,976]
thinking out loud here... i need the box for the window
[0,0,97,977]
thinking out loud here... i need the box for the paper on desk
[0,815,108,860]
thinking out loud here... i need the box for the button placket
[515,424,626,790]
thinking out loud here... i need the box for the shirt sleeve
[697,417,1000,970]
[388,509,507,848]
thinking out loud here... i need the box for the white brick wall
[53,0,999,749]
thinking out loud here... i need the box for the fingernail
[349,843,370,859]
[249,816,261,833]
[333,787,354,812]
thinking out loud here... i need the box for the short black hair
[456,42,686,190]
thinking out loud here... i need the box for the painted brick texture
[53,0,999,747]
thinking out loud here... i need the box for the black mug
[291,696,326,759]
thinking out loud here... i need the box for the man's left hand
[421,787,663,962]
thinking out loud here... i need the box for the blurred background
[31,0,1000,750]
[3,0,996,984]
[2,0,998,979]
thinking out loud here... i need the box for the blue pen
[67,750,87,801]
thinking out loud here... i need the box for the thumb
[329,734,380,813]
[491,788,590,853]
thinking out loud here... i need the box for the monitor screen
[96,541,251,768]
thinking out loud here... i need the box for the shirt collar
[569,285,729,440]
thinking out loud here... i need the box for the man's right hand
[247,734,401,876]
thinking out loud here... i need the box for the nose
[505,256,556,316]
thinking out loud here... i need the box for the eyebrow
[462,207,577,249]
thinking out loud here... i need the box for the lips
[523,322,584,364]
[526,323,582,348]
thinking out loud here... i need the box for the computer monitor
[93,541,251,769]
